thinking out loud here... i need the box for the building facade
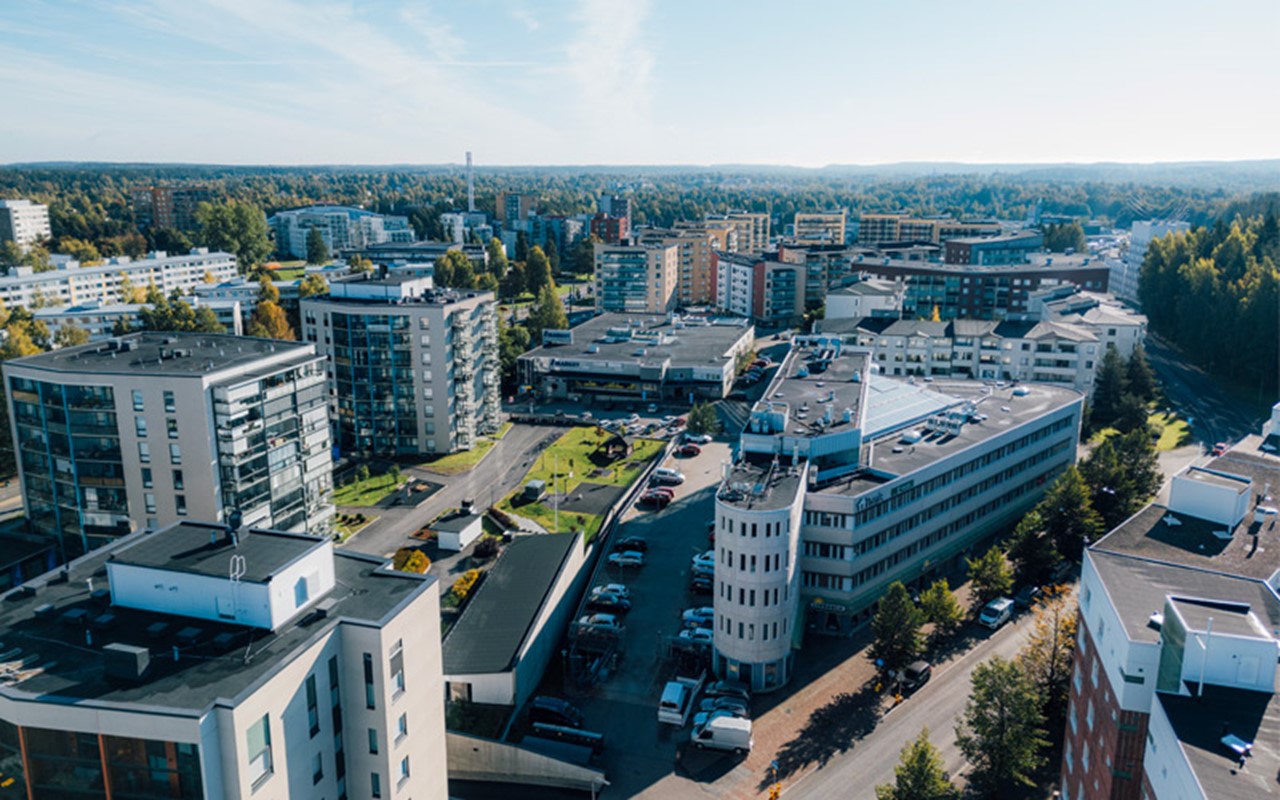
[301,275,500,457]
[0,249,237,310]
[857,214,1001,246]
[3,333,334,562]
[715,252,806,326]
[130,186,215,231]
[1114,220,1191,305]
[823,278,904,320]
[635,226,718,307]
[593,242,678,314]
[944,232,1044,265]
[0,520,447,800]
[268,207,415,260]
[589,214,630,245]
[496,193,537,230]
[793,210,847,244]
[35,298,244,342]
[0,199,51,247]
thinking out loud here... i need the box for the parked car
[1014,585,1043,609]
[677,627,713,646]
[625,413,640,424]
[646,486,676,498]
[901,660,932,692]
[591,583,630,600]
[704,680,751,703]
[684,432,712,444]
[978,597,1014,630]
[651,467,685,485]
[691,714,753,755]
[678,444,702,457]
[587,592,632,614]
[681,606,715,627]
[529,696,584,729]
[608,551,645,568]
[699,696,750,718]
[647,403,659,414]
[1213,441,1229,457]
[662,415,677,426]
[691,550,715,569]
[638,492,671,509]
[613,536,649,552]
[577,613,622,633]
[690,562,714,579]
[689,574,713,593]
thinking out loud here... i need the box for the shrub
[451,569,482,600]
[473,537,500,559]
[392,547,431,573]
[356,464,371,482]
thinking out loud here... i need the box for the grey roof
[7,332,317,378]
[757,341,869,433]
[818,316,1096,344]
[718,462,805,512]
[521,313,753,369]
[829,279,898,297]
[1158,686,1280,800]
[443,533,578,675]
[433,512,483,534]
[0,531,431,712]
[110,522,325,584]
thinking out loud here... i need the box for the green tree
[258,278,281,305]
[919,579,963,638]
[150,227,192,254]
[1113,392,1149,434]
[195,200,271,272]
[347,254,374,273]
[438,249,474,289]
[955,657,1048,797]
[1125,345,1157,402]
[298,273,328,298]
[305,227,329,264]
[500,260,526,300]
[526,283,567,341]
[686,402,721,436]
[1040,466,1105,561]
[1005,509,1059,587]
[571,235,599,275]
[515,230,529,262]
[967,546,1013,607]
[497,315,531,389]
[1091,346,1128,429]
[1016,587,1077,723]
[53,322,90,348]
[875,727,959,800]
[1042,222,1087,253]
[136,295,225,334]
[525,246,553,297]
[545,236,560,274]
[0,242,25,268]
[486,237,509,279]
[871,581,924,675]
[58,237,101,264]
[247,300,297,340]
[1081,429,1161,529]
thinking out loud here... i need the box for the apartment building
[593,241,678,314]
[598,194,632,224]
[1062,412,1280,800]
[0,519,447,800]
[634,226,718,306]
[715,251,806,326]
[193,277,302,320]
[35,298,244,342]
[705,212,770,255]
[3,333,334,562]
[793,210,847,244]
[589,213,629,245]
[857,214,1002,246]
[823,278,904,320]
[130,186,214,231]
[944,232,1044,266]
[268,207,414,260]
[496,193,537,229]
[1114,220,1191,305]
[0,199,51,247]
[301,274,500,457]
[711,338,1082,691]
[0,249,237,310]
[518,312,754,403]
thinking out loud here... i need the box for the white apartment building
[712,338,1082,692]
[35,298,244,342]
[0,249,237,310]
[193,276,302,319]
[269,206,415,260]
[593,242,678,314]
[3,333,334,563]
[0,199,52,246]
[301,274,501,456]
[1113,220,1190,305]
[0,519,447,800]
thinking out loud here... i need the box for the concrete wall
[446,732,606,792]
[513,534,589,709]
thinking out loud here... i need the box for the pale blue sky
[1,0,1276,166]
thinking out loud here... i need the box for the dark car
[1014,585,1043,609]
[704,680,751,703]
[690,574,713,594]
[587,592,632,614]
[613,536,649,553]
[901,660,932,692]
[529,696,584,729]
[638,492,670,509]
[678,443,701,457]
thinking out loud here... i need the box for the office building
[793,210,847,244]
[715,252,806,326]
[518,312,754,403]
[0,249,238,310]
[130,186,214,231]
[496,193,537,230]
[593,241,678,314]
[857,214,1001,247]
[711,338,1082,691]
[0,199,51,247]
[0,519,447,800]
[4,333,334,562]
[589,213,630,245]
[1115,220,1191,305]
[1062,412,1280,800]
[301,274,500,457]
[268,207,415,260]
[35,298,244,342]
[944,232,1045,266]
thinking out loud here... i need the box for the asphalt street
[1145,335,1266,448]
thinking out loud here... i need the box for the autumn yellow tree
[247,301,296,340]
[1016,585,1078,723]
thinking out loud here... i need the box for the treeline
[1139,204,1279,398]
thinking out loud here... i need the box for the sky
[1,0,1277,167]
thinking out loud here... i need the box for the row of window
[718,515,790,538]
[718,547,786,574]
[132,389,177,413]
[718,582,787,609]
[137,441,182,464]
[718,615,788,642]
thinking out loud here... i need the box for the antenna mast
[466,151,475,213]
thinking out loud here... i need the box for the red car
[647,486,676,499]
[639,492,670,509]
[1212,442,1229,457]
[678,444,701,457]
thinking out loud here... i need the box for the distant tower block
[466,151,475,212]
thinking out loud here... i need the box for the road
[1145,335,1265,449]
[791,608,1045,799]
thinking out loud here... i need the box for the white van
[652,467,685,485]
[691,714,753,754]
[978,597,1014,630]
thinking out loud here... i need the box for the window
[132,389,144,411]
[398,756,410,783]
[390,641,405,698]
[144,493,156,514]
[396,714,408,743]
[371,772,381,798]
[175,495,187,515]
[1086,700,1095,730]
[367,728,378,755]
[163,390,175,413]
[311,752,323,784]
[134,416,148,437]
[363,653,376,709]
[246,714,272,786]
[172,470,184,490]
[138,442,150,463]
[306,675,320,737]
[141,468,153,489]
[169,443,181,464]
[166,418,178,439]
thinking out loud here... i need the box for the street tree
[486,237,508,280]
[247,301,296,340]
[497,316,531,389]
[526,284,567,341]
[500,260,526,300]
[1040,466,1105,561]
[871,581,924,675]
[1125,345,1157,402]
[967,546,1013,607]
[1080,429,1161,529]
[875,727,959,800]
[919,579,963,639]
[306,227,329,264]
[1006,509,1060,586]
[1091,346,1128,428]
[195,200,271,272]
[1016,586,1078,723]
[955,657,1048,797]
[686,402,720,436]
[525,246,553,297]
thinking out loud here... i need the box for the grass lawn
[492,421,513,439]
[420,438,496,475]
[335,513,378,541]
[332,472,403,507]
[1090,411,1193,452]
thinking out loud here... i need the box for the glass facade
[10,377,129,561]
[330,312,419,456]
[15,727,202,800]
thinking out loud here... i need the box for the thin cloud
[562,0,655,157]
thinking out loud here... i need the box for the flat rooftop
[522,313,752,368]
[1159,685,1280,800]
[0,531,430,712]
[110,522,324,584]
[7,332,317,378]
[757,341,869,428]
[443,533,578,676]
[718,462,805,512]
[1093,451,1280,581]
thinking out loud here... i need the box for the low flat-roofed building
[0,519,447,799]
[517,312,755,404]
[823,278,904,320]
[0,249,237,310]
[35,298,244,342]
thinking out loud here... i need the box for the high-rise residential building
[1062,413,1280,800]
[129,185,215,231]
[589,213,630,245]
[0,199,52,247]
[598,193,632,224]
[1114,220,1191,305]
[793,210,847,244]
[857,214,1002,246]
[711,338,1083,691]
[0,518,447,800]
[708,212,770,255]
[3,333,334,563]
[635,226,718,306]
[944,232,1044,265]
[268,207,415,260]
[593,241,678,314]
[0,249,237,310]
[496,192,537,230]
[715,252,806,326]
[301,274,501,457]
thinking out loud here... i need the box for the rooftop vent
[103,642,151,684]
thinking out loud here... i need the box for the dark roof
[7,331,317,377]
[717,462,805,512]
[443,533,578,675]
[1158,685,1280,800]
[433,512,483,534]
[110,522,325,583]
[0,533,431,712]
